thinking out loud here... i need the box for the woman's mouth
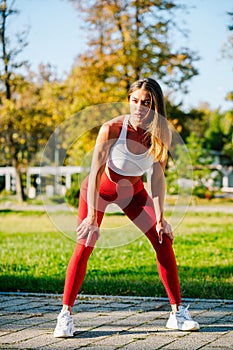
[134,113,142,118]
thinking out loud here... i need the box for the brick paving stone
[72,303,101,312]
[0,312,33,326]
[8,332,61,349]
[0,328,45,346]
[0,331,8,337]
[98,302,135,309]
[110,312,163,330]
[74,313,127,330]
[162,331,225,350]
[93,332,138,347]
[0,294,232,350]
[107,310,137,318]
[137,301,170,312]
[0,298,31,310]
[201,348,229,350]
[78,346,117,349]
[73,311,100,319]
[1,313,55,330]
[0,296,10,302]
[1,303,40,313]
[126,322,167,334]
[205,330,233,348]
[120,334,174,349]
[40,336,95,349]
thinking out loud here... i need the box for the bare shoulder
[100,115,125,139]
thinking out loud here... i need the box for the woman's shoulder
[101,115,126,138]
[106,115,126,126]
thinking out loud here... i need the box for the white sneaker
[54,311,75,338]
[166,305,200,331]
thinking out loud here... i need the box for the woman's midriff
[105,166,142,186]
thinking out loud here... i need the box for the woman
[54,78,200,337]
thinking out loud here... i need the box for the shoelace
[59,314,72,327]
[180,305,192,320]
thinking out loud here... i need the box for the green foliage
[204,109,233,160]
[186,132,213,183]
[68,0,199,94]
[166,131,214,197]
[192,185,214,199]
[65,175,80,208]
[205,110,225,150]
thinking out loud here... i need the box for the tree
[222,12,233,107]
[0,0,28,99]
[0,2,68,202]
[204,109,233,160]
[69,0,199,97]
[222,12,233,62]
[61,0,200,163]
[167,131,213,197]
[0,0,29,201]
[165,100,209,142]
[0,63,67,201]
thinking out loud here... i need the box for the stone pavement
[0,293,232,350]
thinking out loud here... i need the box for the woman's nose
[136,101,143,111]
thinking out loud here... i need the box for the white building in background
[0,166,83,198]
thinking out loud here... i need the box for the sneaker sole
[166,324,200,332]
[54,332,74,338]
[180,325,200,331]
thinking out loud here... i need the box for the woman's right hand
[156,219,174,244]
[76,218,100,247]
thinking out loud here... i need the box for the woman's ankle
[171,304,178,314]
[62,305,72,314]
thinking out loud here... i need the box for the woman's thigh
[119,188,157,234]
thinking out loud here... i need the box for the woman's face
[129,88,152,129]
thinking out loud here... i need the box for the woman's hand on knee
[156,220,174,244]
[163,220,174,243]
[76,218,100,247]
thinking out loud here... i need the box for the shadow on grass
[0,209,45,216]
[0,271,232,300]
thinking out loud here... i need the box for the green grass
[0,209,232,300]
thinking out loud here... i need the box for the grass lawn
[0,209,232,300]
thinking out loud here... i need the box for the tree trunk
[12,159,25,203]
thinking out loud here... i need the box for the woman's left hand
[76,218,100,247]
[156,220,174,244]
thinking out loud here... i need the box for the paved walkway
[0,293,232,350]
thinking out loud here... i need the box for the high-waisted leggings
[63,171,181,307]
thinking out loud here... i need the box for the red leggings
[63,172,181,307]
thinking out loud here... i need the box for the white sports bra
[107,115,154,176]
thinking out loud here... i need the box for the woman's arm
[150,160,166,226]
[86,123,115,224]
[76,121,118,246]
[150,130,173,244]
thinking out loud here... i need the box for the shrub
[65,176,80,208]
[193,185,214,199]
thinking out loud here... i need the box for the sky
[10,0,233,112]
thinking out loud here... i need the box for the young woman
[54,78,200,337]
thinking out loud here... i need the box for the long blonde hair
[128,78,170,162]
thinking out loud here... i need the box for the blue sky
[11,0,233,111]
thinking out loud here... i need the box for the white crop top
[107,115,154,176]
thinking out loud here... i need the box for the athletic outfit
[107,115,154,176]
[54,115,200,337]
[63,115,181,306]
